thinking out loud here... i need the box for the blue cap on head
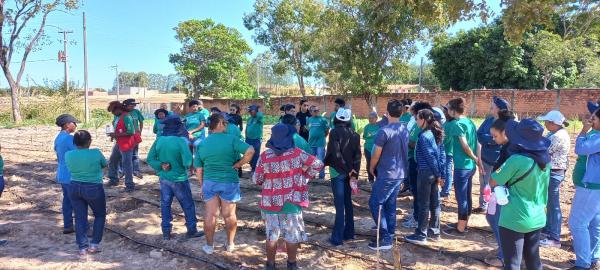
[493,96,509,110]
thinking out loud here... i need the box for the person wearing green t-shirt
[194,113,255,255]
[363,112,380,183]
[329,98,356,130]
[65,130,108,255]
[106,101,136,193]
[443,97,482,236]
[184,100,207,148]
[490,119,550,270]
[245,105,264,172]
[281,114,313,155]
[123,99,144,178]
[308,105,329,179]
[147,115,204,240]
[153,108,168,137]
[440,105,455,198]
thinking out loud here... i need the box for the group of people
[44,94,600,270]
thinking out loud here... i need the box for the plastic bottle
[494,186,510,206]
[483,184,492,203]
[350,178,359,195]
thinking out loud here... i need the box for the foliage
[244,0,325,96]
[527,30,577,90]
[384,60,440,88]
[169,19,254,99]
[245,51,295,92]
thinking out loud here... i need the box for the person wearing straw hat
[537,110,570,249]
[253,123,324,270]
[569,107,600,270]
[54,113,79,234]
[490,118,550,270]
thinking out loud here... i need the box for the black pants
[415,170,440,238]
[499,227,542,270]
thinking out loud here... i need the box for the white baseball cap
[336,108,352,122]
[538,110,566,126]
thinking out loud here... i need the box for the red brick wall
[164,89,600,119]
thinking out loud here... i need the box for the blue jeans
[486,204,504,260]
[543,170,564,241]
[414,170,440,239]
[132,144,140,174]
[68,181,106,250]
[330,174,354,245]
[160,179,198,235]
[369,177,402,245]
[311,146,325,179]
[408,158,418,220]
[440,156,453,197]
[0,175,4,197]
[365,150,374,182]
[569,186,600,268]
[61,183,74,230]
[454,169,475,220]
[478,161,493,209]
[108,144,134,189]
[245,138,261,171]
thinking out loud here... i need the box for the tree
[527,30,574,90]
[148,73,168,90]
[246,51,294,93]
[169,19,254,99]
[244,0,324,97]
[0,0,80,123]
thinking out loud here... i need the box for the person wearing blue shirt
[475,96,509,213]
[53,114,79,234]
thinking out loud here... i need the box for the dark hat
[55,114,79,127]
[162,115,187,137]
[154,108,168,118]
[123,98,139,106]
[493,96,509,110]
[266,123,296,156]
[505,119,550,151]
[588,100,600,114]
[247,104,259,112]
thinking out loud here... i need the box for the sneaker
[367,241,392,250]
[402,217,418,229]
[540,238,561,248]
[79,249,88,256]
[569,260,598,269]
[0,239,7,246]
[287,261,298,270]
[404,234,427,245]
[87,244,101,254]
[427,234,441,242]
[473,207,487,214]
[185,231,205,239]
[202,244,214,255]
[484,256,504,267]
[442,227,466,238]
[225,243,235,252]
[63,228,75,234]
[445,223,469,232]
[134,172,143,179]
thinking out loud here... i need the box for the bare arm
[234,146,255,169]
[369,145,382,177]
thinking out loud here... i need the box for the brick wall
[153,89,600,119]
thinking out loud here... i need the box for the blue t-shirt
[373,122,409,180]
[54,130,76,184]
[477,116,501,165]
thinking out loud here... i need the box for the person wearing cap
[329,98,355,130]
[537,110,570,249]
[106,101,136,192]
[153,108,169,137]
[253,123,324,270]
[245,105,264,173]
[400,100,413,124]
[489,118,550,270]
[147,115,204,241]
[443,97,481,236]
[184,100,208,149]
[367,99,409,250]
[324,107,361,246]
[228,104,243,132]
[123,98,144,179]
[307,105,329,180]
[281,114,312,155]
[65,130,108,255]
[475,96,510,214]
[54,113,78,234]
[195,113,255,255]
[569,107,600,270]
[296,99,311,141]
[363,112,381,183]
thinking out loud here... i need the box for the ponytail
[418,109,444,145]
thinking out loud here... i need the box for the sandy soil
[0,124,581,269]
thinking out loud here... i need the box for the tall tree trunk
[297,74,305,97]
[365,92,377,113]
[2,69,22,123]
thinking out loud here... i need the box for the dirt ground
[0,124,581,269]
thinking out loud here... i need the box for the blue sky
[3,0,501,90]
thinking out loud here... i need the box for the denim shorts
[202,180,241,203]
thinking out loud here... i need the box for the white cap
[336,108,352,122]
[538,110,566,126]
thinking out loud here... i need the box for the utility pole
[111,65,119,100]
[59,30,73,92]
[256,58,260,96]
[83,12,89,122]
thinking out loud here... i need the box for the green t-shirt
[129,109,144,132]
[307,116,329,147]
[261,202,302,214]
[409,126,422,160]
[442,120,455,157]
[400,112,412,124]
[184,111,207,139]
[65,149,107,183]
[447,117,478,169]
[0,153,4,175]
[246,112,264,140]
[147,136,192,182]
[293,133,313,155]
[194,133,250,183]
[153,119,164,137]
[573,129,600,189]
[363,123,380,153]
[226,123,242,140]
[113,114,135,135]
[330,167,339,178]
[492,155,549,233]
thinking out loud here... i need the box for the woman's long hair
[418,109,444,145]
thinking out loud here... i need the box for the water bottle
[350,178,359,195]
[494,186,510,206]
[483,185,492,203]
[487,194,497,215]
